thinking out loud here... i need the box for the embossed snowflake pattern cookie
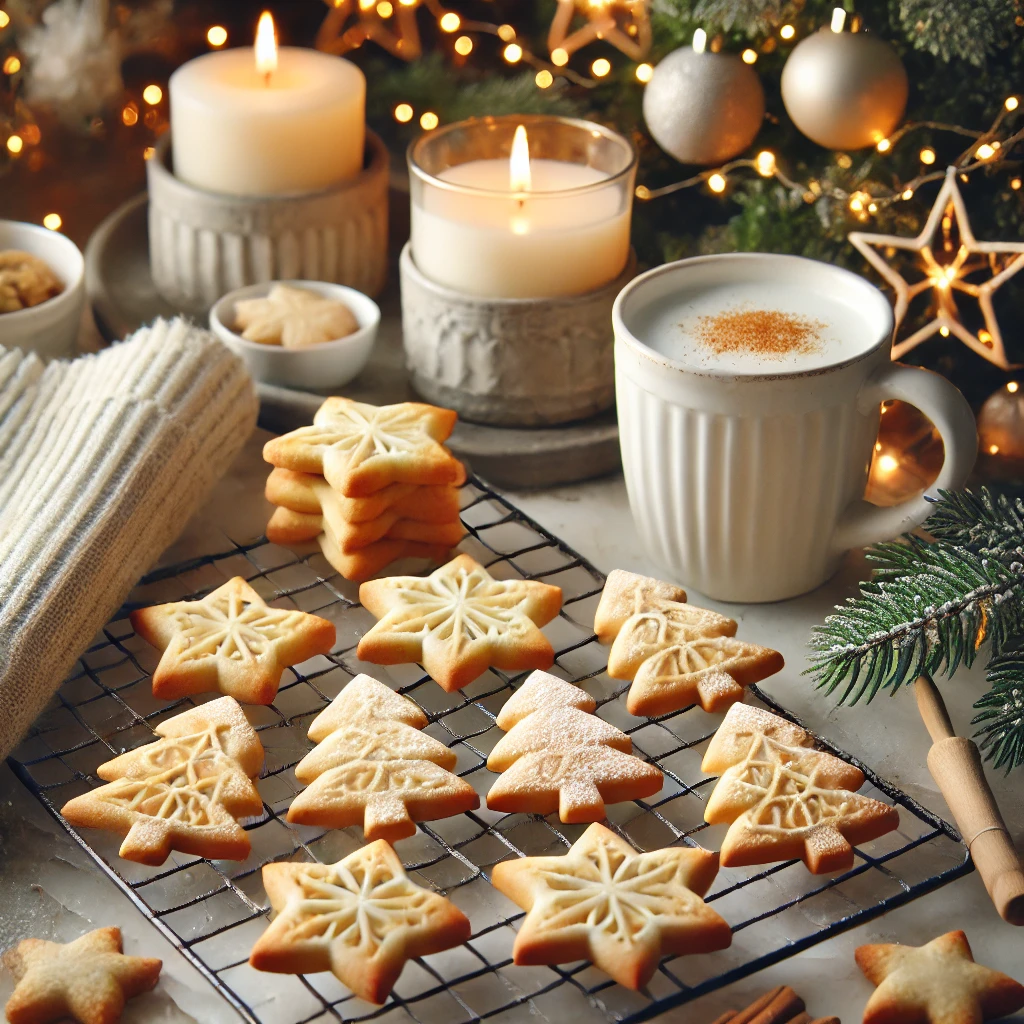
[491,822,732,991]
[357,554,564,691]
[286,674,478,840]
[702,703,900,874]
[130,576,336,704]
[262,396,466,497]
[595,569,784,716]
[249,840,471,1004]
[60,697,264,865]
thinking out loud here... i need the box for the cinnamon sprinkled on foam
[694,308,826,360]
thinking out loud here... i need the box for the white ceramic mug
[613,253,977,603]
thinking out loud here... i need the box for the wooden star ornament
[856,930,1024,1024]
[548,0,652,62]
[3,927,162,1024]
[491,823,731,990]
[317,0,425,61]
[130,576,336,704]
[849,166,1024,369]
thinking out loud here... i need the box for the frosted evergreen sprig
[973,654,1024,771]
[925,488,1024,557]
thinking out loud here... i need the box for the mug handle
[831,362,977,555]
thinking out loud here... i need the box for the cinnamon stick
[710,1014,736,1024]
[737,987,805,1024]
[722,987,784,1023]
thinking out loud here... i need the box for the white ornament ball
[643,46,765,166]
[781,29,908,150]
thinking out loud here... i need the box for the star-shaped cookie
[130,576,336,704]
[856,930,1024,1024]
[3,926,162,1024]
[234,283,359,348]
[491,823,731,990]
[263,397,465,497]
[249,841,471,1003]
[357,553,564,691]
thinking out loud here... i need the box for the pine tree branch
[895,0,1017,67]
[925,487,1024,558]
[807,537,1024,705]
[972,653,1024,772]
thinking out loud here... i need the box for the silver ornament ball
[643,46,765,166]
[781,29,908,150]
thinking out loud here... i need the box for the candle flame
[510,124,531,193]
[692,28,707,53]
[830,8,847,32]
[255,11,278,80]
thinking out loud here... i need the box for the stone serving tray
[85,193,620,489]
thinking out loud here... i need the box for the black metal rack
[8,476,972,1024]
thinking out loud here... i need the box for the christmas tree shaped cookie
[702,703,900,874]
[249,841,471,1004]
[595,569,784,716]
[486,671,663,821]
[287,674,478,841]
[60,697,264,865]
[491,822,731,990]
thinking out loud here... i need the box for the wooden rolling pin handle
[926,736,1024,926]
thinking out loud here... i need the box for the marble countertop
[1,426,1021,1024]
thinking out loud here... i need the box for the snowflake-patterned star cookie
[357,554,564,691]
[60,697,265,865]
[130,576,336,704]
[3,926,162,1024]
[855,930,1024,1024]
[491,823,731,990]
[263,397,466,497]
[249,841,471,1004]
[702,703,900,874]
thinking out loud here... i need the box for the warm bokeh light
[755,150,776,177]
[939,325,950,337]
[21,123,40,145]
[504,43,523,63]
[1012,178,1022,190]
[989,444,1001,455]
[207,25,228,47]
[497,24,516,41]
[902,187,914,200]
[876,138,891,152]
[976,142,995,159]
[143,146,156,160]
[592,57,611,77]
[255,10,278,77]
[1008,381,1020,393]
[877,453,899,473]
[979,329,993,345]
[1006,96,1020,111]
[919,147,936,164]
[43,213,62,231]
[419,111,439,130]
[635,184,651,200]
[439,12,460,32]
[376,2,394,16]
[394,102,413,122]
[454,35,473,55]
[708,172,726,193]
[535,69,553,88]
[551,47,569,66]
[0,11,10,28]
[122,104,139,126]
[779,23,795,39]
[741,48,757,64]
[6,135,23,154]
[3,56,21,74]
[635,62,653,82]
[142,84,162,105]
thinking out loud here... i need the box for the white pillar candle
[410,122,634,299]
[170,16,365,196]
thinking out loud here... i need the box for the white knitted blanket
[0,317,258,758]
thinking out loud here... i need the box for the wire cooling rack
[9,476,972,1024]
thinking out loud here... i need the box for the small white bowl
[210,280,380,391]
[0,220,85,360]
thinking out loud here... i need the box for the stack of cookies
[262,397,467,581]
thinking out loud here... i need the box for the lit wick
[255,11,278,87]
[509,124,531,234]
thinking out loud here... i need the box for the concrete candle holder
[400,243,636,427]
[147,132,389,314]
